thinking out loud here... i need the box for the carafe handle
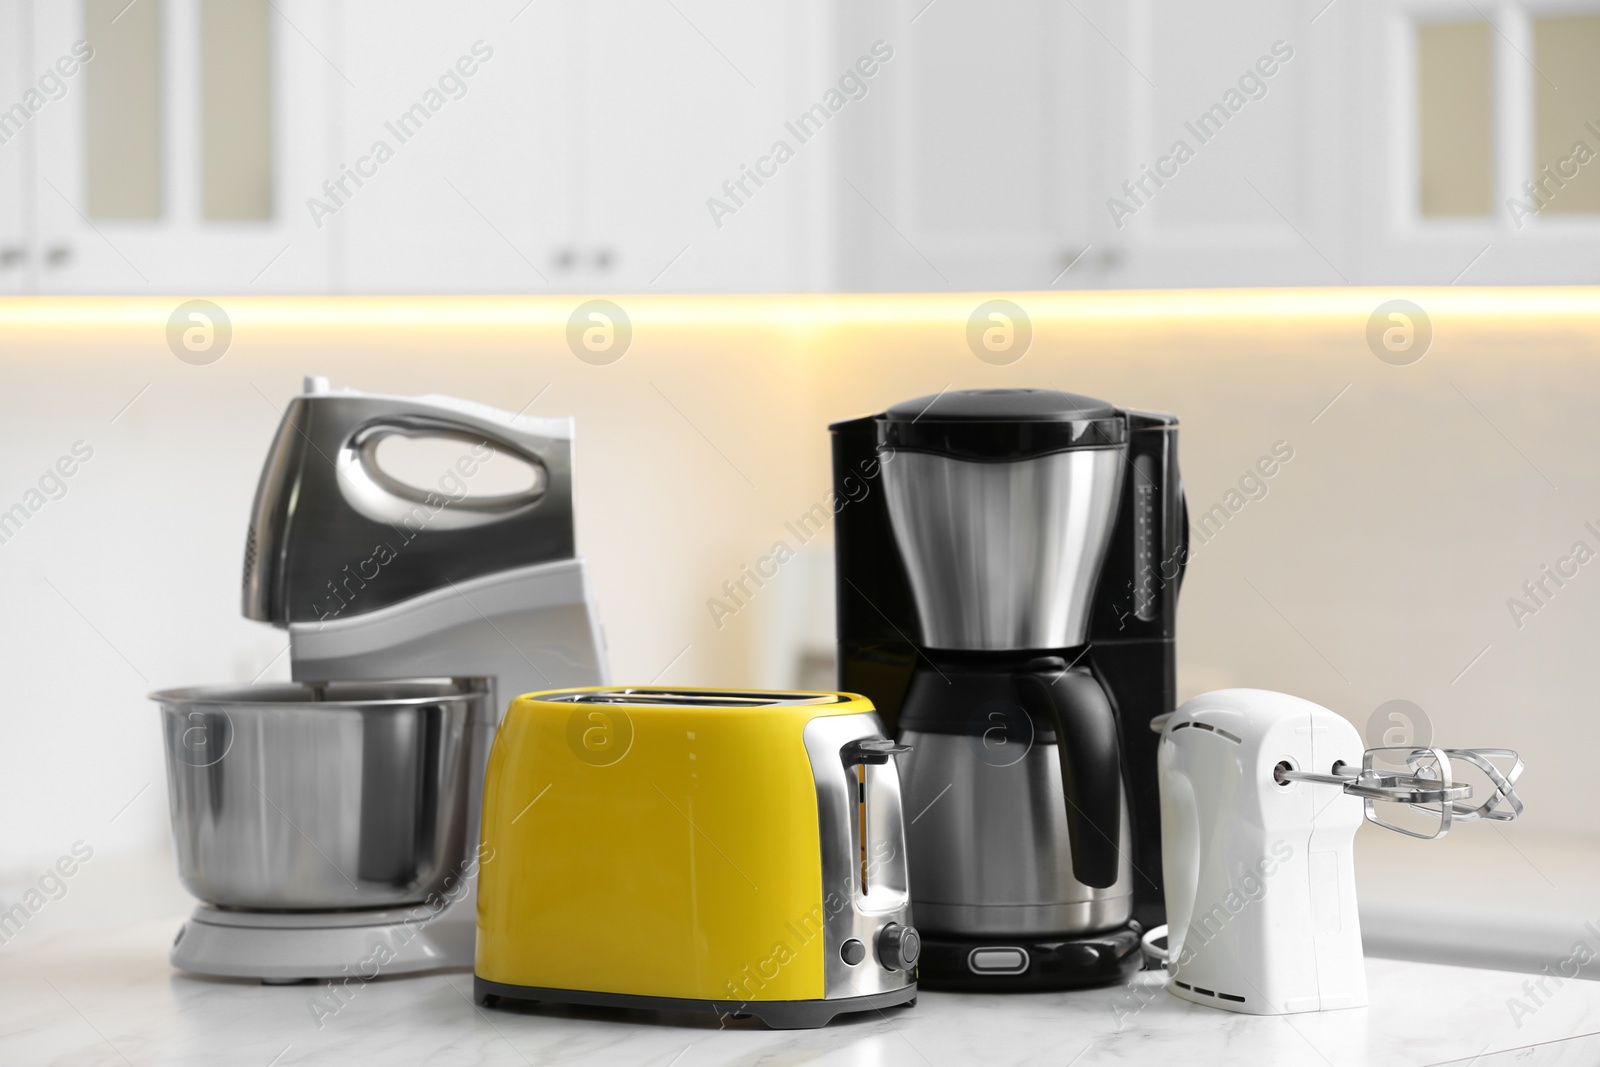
[1017,658,1124,890]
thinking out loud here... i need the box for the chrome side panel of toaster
[802,712,917,1000]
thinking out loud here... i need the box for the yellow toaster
[473,687,919,1029]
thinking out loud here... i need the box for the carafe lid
[879,388,1125,461]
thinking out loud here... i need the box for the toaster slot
[856,762,869,895]
[842,738,910,899]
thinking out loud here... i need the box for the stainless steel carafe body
[896,729,1133,935]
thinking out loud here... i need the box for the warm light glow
[0,288,1597,334]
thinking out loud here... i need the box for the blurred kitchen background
[2,0,1599,979]
[5,0,1600,292]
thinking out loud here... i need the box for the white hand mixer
[1145,689,1523,1015]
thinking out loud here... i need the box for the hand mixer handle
[1018,661,1123,890]
[245,385,579,626]
[349,414,551,514]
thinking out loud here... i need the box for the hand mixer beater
[1148,689,1524,1015]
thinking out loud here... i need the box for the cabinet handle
[45,245,73,268]
[0,246,24,268]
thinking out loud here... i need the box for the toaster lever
[842,738,911,766]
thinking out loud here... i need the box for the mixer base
[171,904,474,983]
[913,926,1144,991]
[473,977,918,1030]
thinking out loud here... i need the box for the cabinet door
[836,0,1101,290]
[1346,1,1600,284]
[0,0,26,294]
[336,0,814,293]
[1103,0,1346,287]
[336,0,572,293]
[29,0,331,293]
[574,0,816,291]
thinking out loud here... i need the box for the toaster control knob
[840,938,866,966]
[877,923,920,971]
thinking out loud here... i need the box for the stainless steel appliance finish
[833,389,1185,990]
[243,380,578,625]
[155,679,483,910]
[881,449,1125,650]
[802,713,917,999]
[898,730,1132,935]
[1272,743,1524,839]
[158,379,609,982]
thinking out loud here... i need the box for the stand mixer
[153,377,608,982]
[1151,689,1524,1015]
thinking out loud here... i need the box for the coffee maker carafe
[831,388,1186,990]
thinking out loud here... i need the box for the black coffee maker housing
[830,389,1187,990]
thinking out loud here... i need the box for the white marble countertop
[3,916,1598,1067]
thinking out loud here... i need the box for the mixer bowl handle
[1017,658,1124,890]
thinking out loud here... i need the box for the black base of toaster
[913,925,1143,991]
[474,976,918,1030]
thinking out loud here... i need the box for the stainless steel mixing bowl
[153,679,482,910]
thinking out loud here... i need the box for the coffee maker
[831,388,1186,990]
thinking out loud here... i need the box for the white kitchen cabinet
[335,0,818,293]
[11,0,824,296]
[1342,0,1600,285]
[834,0,1354,290]
[22,0,333,293]
[9,0,1599,293]
[834,0,1106,291]
[835,0,1600,289]
[332,1,571,293]
[1102,0,1349,288]
[0,0,27,295]
[573,0,830,291]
